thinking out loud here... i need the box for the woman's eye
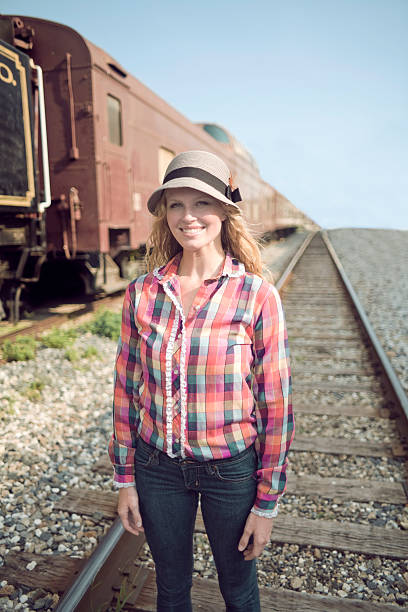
[196,201,209,206]
[169,202,181,208]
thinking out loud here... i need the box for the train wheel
[4,284,22,323]
[116,253,145,280]
[2,283,33,323]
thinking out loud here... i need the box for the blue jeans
[135,437,261,612]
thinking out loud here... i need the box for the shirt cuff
[114,481,136,488]
[251,502,279,518]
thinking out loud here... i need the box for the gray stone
[396,577,408,593]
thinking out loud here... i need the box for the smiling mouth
[179,227,205,234]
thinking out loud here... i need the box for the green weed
[82,309,121,340]
[25,380,45,402]
[0,396,16,418]
[64,347,81,362]
[2,336,37,361]
[82,345,100,359]
[115,578,136,611]
[40,327,78,349]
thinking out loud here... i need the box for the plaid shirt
[108,252,294,514]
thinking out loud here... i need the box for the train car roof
[0,14,262,180]
[85,38,260,172]
[197,123,260,172]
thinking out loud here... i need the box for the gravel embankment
[2,229,408,609]
[262,230,309,282]
[327,228,408,395]
[0,334,117,610]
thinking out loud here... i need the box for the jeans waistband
[137,435,256,466]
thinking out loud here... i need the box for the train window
[108,63,127,78]
[107,94,123,146]
[109,228,129,248]
[202,124,230,144]
[158,147,175,183]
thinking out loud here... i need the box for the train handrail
[32,62,51,212]
[321,230,408,425]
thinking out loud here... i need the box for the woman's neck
[178,247,225,282]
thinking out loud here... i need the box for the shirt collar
[153,252,245,285]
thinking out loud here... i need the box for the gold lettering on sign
[0,43,35,206]
[0,62,16,86]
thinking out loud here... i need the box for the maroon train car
[0,15,317,319]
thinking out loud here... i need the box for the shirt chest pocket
[225,338,254,367]
[223,329,254,371]
[225,325,252,350]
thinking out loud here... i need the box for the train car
[0,24,49,321]
[0,14,318,320]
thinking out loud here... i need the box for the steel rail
[321,230,408,426]
[275,231,318,292]
[54,229,407,611]
[0,291,126,345]
[55,517,126,612]
[58,229,408,611]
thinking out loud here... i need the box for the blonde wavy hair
[145,194,268,279]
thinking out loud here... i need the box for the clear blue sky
[2,0,407,229]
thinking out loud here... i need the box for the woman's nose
[181,207,197,219]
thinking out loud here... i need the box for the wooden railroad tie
[53,485,408,560]
[294,381,383,391]
[118,568,403,611]
[93,435,405,472]
[1,540,403,611]
[294,404,389,418]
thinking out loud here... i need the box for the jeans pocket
[211,449,257,483]
[135,438,159,467]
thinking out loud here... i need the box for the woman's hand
[117,486,144,536]
[238,513,274,560]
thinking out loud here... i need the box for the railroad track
[0,293,128,347]
[1,230,408,611]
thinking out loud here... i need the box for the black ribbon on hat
[225,184,242,203]
[163,167,242,203]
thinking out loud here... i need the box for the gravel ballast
[1,229,408,609]
[328,228,408,396]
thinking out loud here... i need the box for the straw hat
[147,150,242,215]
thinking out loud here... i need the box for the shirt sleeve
[251,284,294,514]
[108,284,142,485]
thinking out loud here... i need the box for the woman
[108,150,294,612]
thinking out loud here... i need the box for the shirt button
[174,368,179,375]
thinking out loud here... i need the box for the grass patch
[64,347,81,362]
[82,345,101,359]
[25,380,45,402]
[40,327,78,349]
[114,579,137,612]
[2,336,37,361]
[0,397,16,418]
[81,309,121,340]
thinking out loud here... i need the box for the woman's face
[166,187,226,252]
